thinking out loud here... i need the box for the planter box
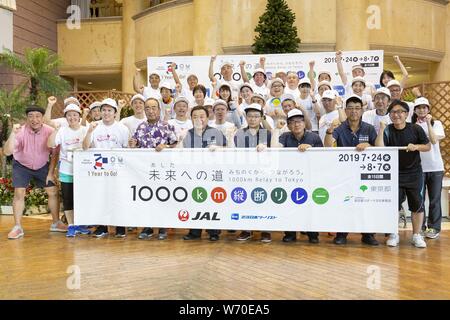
[24,205,48,216]
[0,205,13,215]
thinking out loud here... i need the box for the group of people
[2,52,446,249]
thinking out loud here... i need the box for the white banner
[147,50,384,97]
[74,148,398,233]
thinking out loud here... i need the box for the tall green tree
[252,0,301,54]
[0,47,70,105]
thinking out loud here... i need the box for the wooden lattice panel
[50,91,133,119]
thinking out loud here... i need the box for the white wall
[0,8,13,51]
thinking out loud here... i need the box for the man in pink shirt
[3,105,66,239]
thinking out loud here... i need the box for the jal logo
[178,210,189,222]
[231,213,239,220]
[192,212,220,221]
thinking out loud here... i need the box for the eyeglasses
[288,119,304,125]
[389,110,407,116]
[390,88,401,93]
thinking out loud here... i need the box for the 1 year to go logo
[178,210,189,221]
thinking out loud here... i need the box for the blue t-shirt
[332,120,377,147]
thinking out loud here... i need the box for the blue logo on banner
[291,188,308,204]
[231,187,247,204]
[231,213,240,220]
[334,85,345,96]
[297,71,305,79]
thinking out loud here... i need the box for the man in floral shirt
[129,97,178,240]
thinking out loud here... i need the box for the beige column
[431,4,450,82]
[121,0,145,93]
[336,0,369,51]
[193,0,223,55]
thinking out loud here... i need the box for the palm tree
[0,47,70,104]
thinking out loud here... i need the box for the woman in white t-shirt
[412,97,446,239]
[47,104,89,238]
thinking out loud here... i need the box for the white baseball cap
[318,71,332,79]
[281,93,296,104]
[287,109,304,121]
[374,87,391,99]
[64,96,80,107]
[414,97,430,108]
[244,103,263,114]
[321,90,336,100]
[221,61,233,69]
[148,71,160,78]
[203,97,215,106]
[100,98,118,110]
[298,78,311,87]
[352,64,364,72]
[269,78,285,89]
[174,96,190,107]
[351,76,366,86]
[89,101,102,110]
[387,79,401,88]
[131,94,146,104]
[317,80,332,90]
[253,68,267,79]
[345,94,363,107]
[212,99,228,109]
[239,83,254,92]
[218,82,232,92]
[63,103,81,115]
[251,93,266,103]
[159,82,172,91]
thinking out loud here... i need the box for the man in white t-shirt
[170,62,198,105]
[284,71,300,100]
[318,90,340,142]
[387,79,414,122]
[362,87,392,133]
[209,56,244,99]
[168,96,193,142]
[120,94,147,136]
[134,68,161,100]
[296,78,320,133]
[249,67,269,98]
[159,82,175,120]
[210,99,236,146]
[336,51,376,97]
[82,98,129,238]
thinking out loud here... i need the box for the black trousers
[188,229,220,237]
[336,232,374,238]
[285,231,318,238]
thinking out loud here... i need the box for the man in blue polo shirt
[182,106,226,241]
[324,95,379,246]
[279,109,323,243]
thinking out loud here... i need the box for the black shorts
[12,159,55,188]
[399,172,424,213]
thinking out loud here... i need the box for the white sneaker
[411,234,427,248]
[386,233,399,247]
[424,228,440,239]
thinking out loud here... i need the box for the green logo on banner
[312,188,329,205]
[360,185,368,192]
[271,188,287,204]
[192,187,207,203]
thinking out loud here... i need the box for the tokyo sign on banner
[74,148,398,233]
[147,50,384,97]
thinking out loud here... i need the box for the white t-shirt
[210,121,236,147]
[284,87,300,100]
[362,109,391,133]
[168,118,193,141]
[344,84,374,110]
[297,96,318,131]
[120,115,147,136]
[160,98,175,119]
[89,121,129,149]
[180,87,196,105]
[318,110,339,142]
[143,86,161,100]
[54,126,88,175]
[418,120,445,172]
[250,80,269,99]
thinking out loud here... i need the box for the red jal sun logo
[178,210,190,221]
